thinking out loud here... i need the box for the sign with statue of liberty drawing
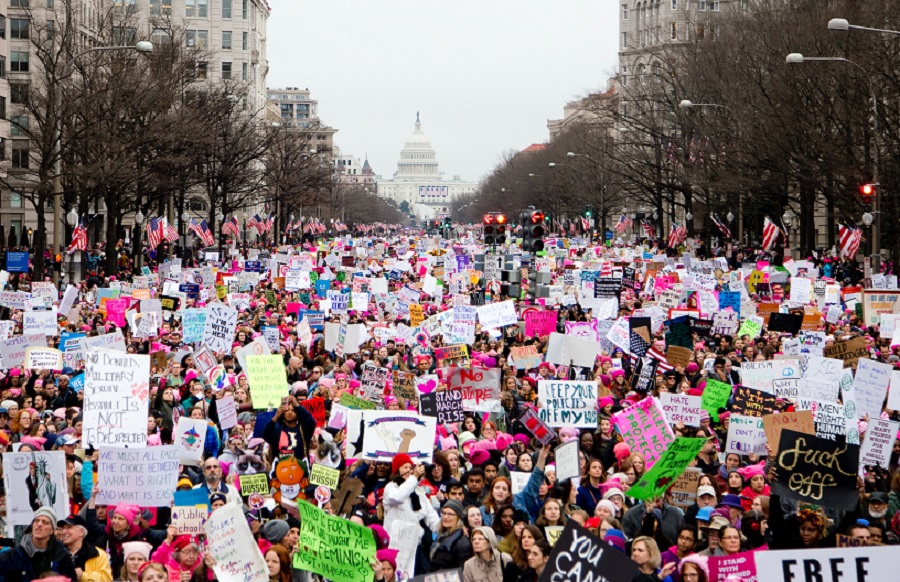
[360,411,437,464]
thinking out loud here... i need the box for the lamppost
[216,211,224,257]
[133,210,144,271]
[66,208,81,283]
[181,211,190,257]
[786,52,880,269]
[51,41,153,284]
[782,209,795,258]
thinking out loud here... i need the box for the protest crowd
[0,223,898,582]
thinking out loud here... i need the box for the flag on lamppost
[66,217,88,254]
[838,223,863,260]
[761,217,780,252]
[146,217,164,249]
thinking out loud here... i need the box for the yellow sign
[239,473,270,496]
[309,464,340,490]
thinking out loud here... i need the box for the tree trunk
[104,196,120,276]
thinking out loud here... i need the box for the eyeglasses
[204,466,219,471]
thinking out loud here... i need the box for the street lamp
[134,211,144,225]
[862,212,874,226]
[66,209,78,226]
[782,209,794,227]
[828,18,900,36]
[685,212,693,221]
[727,211,734,223]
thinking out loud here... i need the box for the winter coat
[72,542,113,582]
[151,539,203,582]
[0,534,78,582]
[463,550,512,582]
[481,466,546,526]
[622,502,685,545]
[383,475,441,544]
[261,404,317,460]
[84,507,167,574]
[429,528,473,573]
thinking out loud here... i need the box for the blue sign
[299,310,325,331]
[6,251,28,273]
[244,261,261,272]
[718,291,741,316]
[69,372,85,393]
[59,332,86,352]
[178,283,200,299]
[605,230,614,240]
[315,279,330,298]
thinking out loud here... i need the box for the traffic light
[585,210,592,218]
[521,210,545,253]
[483,213,507,245]
[495,214,506,245]
[859,183,876,211]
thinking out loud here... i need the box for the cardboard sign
[202,304,238,354]
[361,411,437,464]
[725,414,767,455]
[300,397,327,428]
[823,336,868,368]
[246,354,289,410]
[701,379,732,422]
[709,551,758,582]
[172,505,209,535]
[858,418,899,470]
[772,429,860,509]
[391,370,417,400]
[537,521,639,582]
[25,347,63,370]
[83,350,150,447]
[668,467,701,511]
[293,502,377,582]
[762,410,815,457]
[206,504,269,582]
[666,345,692,368]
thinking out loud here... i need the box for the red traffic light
[860,184,874,196]
[530,211,544,224]
[496,214,506,225]
[483,214,495,225]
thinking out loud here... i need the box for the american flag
[263,213,275,233]
[641,219,656,239]
[838,224,862,260]
[667,222,686,248]
[761,217,780,252]
[66,216,88,254]
[581,217,590,231]
[189,218,216,247]
[146,217,164,249]
[710,213,732,239]
[160,217,179,243]
[248,214,265,234]
[614,213,632,233]
[221,216,240,237]
[646,347,674,372]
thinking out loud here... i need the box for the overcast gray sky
[266,1,618,184]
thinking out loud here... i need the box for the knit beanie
[391,453,413,476]
[442,499,464,520]
[262,519,290,543]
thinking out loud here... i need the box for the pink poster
[709,551,758,582]
[612,396,675,468]
[525,310,557,337]
[106,298,127,327]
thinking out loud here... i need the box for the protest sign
[546,332,602,368]
[23,310,58,335]
[206,503,269,582]
[754,546,894,582]
[509,345,543,370]
[824,336,869,368]
[807,400,847,441]
[554,440,580,483]
[537,380,598,428]
[858,418,899,470]
[888,371,900,412]
[361,411,437,464]
[239,473,270,496]
[476,300,517,328]
[709,551,758,582]
[627,437,706,500]
[772,429,860,509]
[524,310,557,337]
[537,520,638,582]
[701,379,732,422]
[763,410,815,457]
[666,345,692,368]
[360,363,391,401]
[341,393,377,410]
[391,370,418,400]
[853,358,892,421]
[24,347,62,370]
[83,329,126,352]
[172,505,209,535]
[419,389,464,424]
[725,414,767,455]
[612,396,675,468]
[731,386,776,418]
[95,446,179,507]
[300,397,327,428]
[217,395,237,430]
[202,304,238,354]
[175,418,208,466]
[294,499,377,582]
[235,336,271,372]
[668,467,702,511]
[246,354,288,409]
[520,407,558,445]
[83,350,149,447]
[659,393,702,426]
[310,464,341,490]
[0,333,46,369]
[434,344,469,366]
[2,451,69,538]
[446,367,501,413]
[181,308,207,344]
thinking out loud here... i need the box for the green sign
[246,354,289,410]
[293,501,376,582]
[626,437,706,500]
[702,379,732,422]
[737,317,762,339]
[340,393,376,410]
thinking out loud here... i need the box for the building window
[10,18,29,40]
[222,0,232,19]
[150,29,171,46]
[696,23,705,40]
[0,16,6,39]
[12,140,28,169]
[242,62,247,81]
[11,51,28,73]
[186,30,196,46]
[10,83,28,104]
[196,62,207,79]
[46,0,53,5]
[9,0,28,7]
[149,0,170,16]
[243,0,248,18]
[197,30,208,47]
[699,0,706,9]
[112,26,136,46]
[242,31,248,50]
[0,97,5,120]
[222,30,231,49]
[621,31,627,47]
[622,4,628,19]
[671,0,677,8]
[185,0,195,17]
[198,0,208,16]
[710,0,719,10]
[0,57,6,78]
[10,191,22,208]
[10,115,27,136]
[221,61,231,79]
[670,22,677,40]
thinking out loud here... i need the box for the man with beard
[0,508,77,580]
[862,491,891,532]
[193,457,242,506]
